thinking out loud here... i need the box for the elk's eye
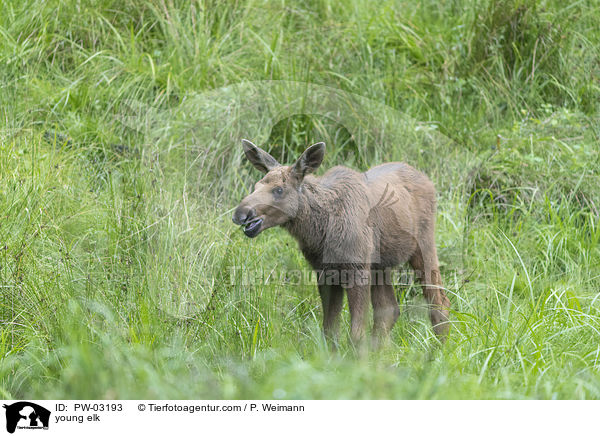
[272,186,283,197]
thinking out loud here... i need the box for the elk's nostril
[233,207,256,225]
[233,209,246,225]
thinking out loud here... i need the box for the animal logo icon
[2,402,51,434]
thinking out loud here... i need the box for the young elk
[232,139,450,350]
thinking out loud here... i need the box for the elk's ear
[292,142,325,181]
[242,139,280,173]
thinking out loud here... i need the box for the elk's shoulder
[318,165,364,188]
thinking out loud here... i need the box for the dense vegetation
[1,0,599,399]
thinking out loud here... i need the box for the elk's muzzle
[232,206,263,238]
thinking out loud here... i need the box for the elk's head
[232,139,325,237]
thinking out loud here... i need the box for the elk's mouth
[243,217,263,238]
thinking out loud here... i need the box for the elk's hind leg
[410,242,450,341]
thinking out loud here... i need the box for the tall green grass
[0,0,599,399]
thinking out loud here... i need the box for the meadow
[1,0,599,399]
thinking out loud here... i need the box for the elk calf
[233,140,450,349]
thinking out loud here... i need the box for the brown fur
[233,140,451,350]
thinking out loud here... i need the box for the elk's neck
[284,177,334,262]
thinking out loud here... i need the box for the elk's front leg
[371,281,400,349]
[345,269,371,354]
[318,284,344,347]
